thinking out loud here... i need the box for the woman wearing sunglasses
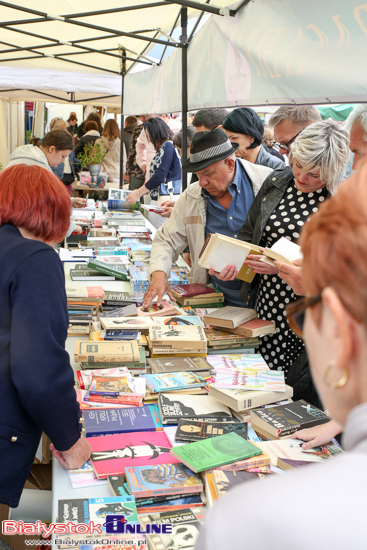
[215,122,349,404]
[196,164,367,550]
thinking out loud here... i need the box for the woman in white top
[95,118,126,183]
[196,163,367,550]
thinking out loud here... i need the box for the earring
[323,360,349,390]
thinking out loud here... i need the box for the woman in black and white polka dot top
[218,122,350,403]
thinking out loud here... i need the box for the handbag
[62,172,75,185]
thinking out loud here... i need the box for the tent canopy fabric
[0,0,366,111]
[317,104,355,121]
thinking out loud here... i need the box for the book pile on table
[147,324,208,358]
[66,285,105,335]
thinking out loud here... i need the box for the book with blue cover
[83,405,160,437]
[125,463,203,498]
[88,496,138,532]
[145,372,207,393]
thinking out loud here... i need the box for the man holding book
[143,129,272,308]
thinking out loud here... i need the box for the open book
[260,237,303,267]
[198,233,262,283]
[198,233,302,282]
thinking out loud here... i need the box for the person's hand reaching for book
[158,200,175,218]
[73,198,87,209]
[245,253,279,275]
[143,271,176,308]
[50,437,92,470]
[291,419,343,450]
[274,259,304,295]
[209,264,237,280]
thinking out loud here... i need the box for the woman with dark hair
[74,120,101,157]
[126,117,182,228]
[95,119,126,183]
[0,165,91,508]
[222,108,285,169]
[7,129,86,234]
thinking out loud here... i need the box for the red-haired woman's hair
[0,165,72,242]
[300,161,367,325]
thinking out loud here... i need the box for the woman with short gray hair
[217,121,350,404]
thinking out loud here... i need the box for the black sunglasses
[285,294,322,338]
[273,129,303,152]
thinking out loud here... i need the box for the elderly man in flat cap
[143,128,274,309]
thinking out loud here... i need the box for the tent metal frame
[0,0,238,188]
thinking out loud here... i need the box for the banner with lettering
[124,0,367,113]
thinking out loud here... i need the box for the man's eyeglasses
[285,293,321,339]
[273,129,303,152]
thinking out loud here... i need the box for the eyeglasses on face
[285,293,322,339]
[273,129,303,152]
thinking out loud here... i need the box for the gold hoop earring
[323,361,349,390]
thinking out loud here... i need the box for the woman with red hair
[196,163,367,550]
[0,165,90,508]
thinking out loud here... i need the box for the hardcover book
[70,268,116,281]
[170,283,219,299]
[198,232,263,283]
[158,393,232,425]
[149,325,207,350]
[83,405,159,437]
[175,419,248,442]
[250,399,330,438]
[145,372,206,393]
[74,340,140,363]
[88,431,180,478]
[203,307,257,329]
[87,258,129,281]
[169,432,262,473]
[228,318,276,338]
[125,463,203,498]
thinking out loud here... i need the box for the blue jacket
[145,141,182,200]
[0,225,81,507]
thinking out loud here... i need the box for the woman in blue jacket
[0,165,90,507]
[126,117,182,228]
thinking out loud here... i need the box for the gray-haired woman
[216,121,350,403]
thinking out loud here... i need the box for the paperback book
[175,419,248,442]
[83,405,160,437]
[147,356,213,375]
[88,431,180,478]
[74,340,140,363]
[145,372,207,393]
[250,399,330,438]
[125,463,203,498]
[170,432,262,473]
[208,384,294,412]
[213,468,271,498]
[158,393,232,424]
[149,325,207,350]
[89,373,146,397]
[139,507,203,550]
[203,307,257,329]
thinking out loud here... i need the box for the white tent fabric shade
[0,0,366,112]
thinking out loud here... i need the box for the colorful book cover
[170,432,262,473]
[88,496,138,532]
[88,431,180,478]
[125,463,202,498]
[158,393,232,424]
[83,405,159,437]
[213,367,286,392]
[77,367,130,390]
[175,419,248,442]
[137,301,178,317]
[84,392,143,407]
[207,353,269,373]
[145,372,206,393]
[89,374,146,397]
[101,316,155,331]
[146,403,163,430]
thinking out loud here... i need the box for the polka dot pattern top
[256,184,329,378]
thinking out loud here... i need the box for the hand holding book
[274,259,305,295]
[208,264,237,281]
[244,250,280,276]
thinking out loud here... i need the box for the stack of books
[147,324,208,358]
[66,286,105,336]
[75,339,147,376]
[170,283,224,308]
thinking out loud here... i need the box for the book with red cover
[170,284,218,299]
[84,392,143,407]
[88,431,180,478]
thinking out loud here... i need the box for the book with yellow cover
[74,340,140,363]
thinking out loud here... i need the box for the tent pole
[181,7,188,191]
[119,48,127,189]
